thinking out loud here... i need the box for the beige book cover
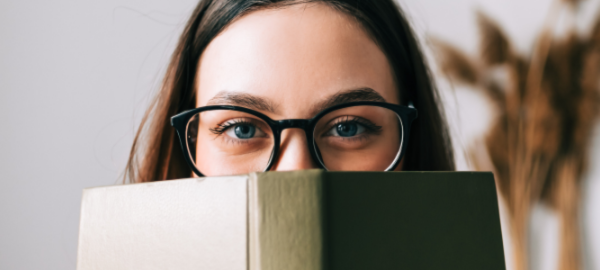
[77,170,505,270]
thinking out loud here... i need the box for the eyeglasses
[171,101,417,177]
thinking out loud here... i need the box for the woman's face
[194,3,400,175]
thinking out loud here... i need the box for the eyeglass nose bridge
[276,119,311,130]
[269,118,322,171]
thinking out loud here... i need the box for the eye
[326,122,366,137]
[224,123,265,139]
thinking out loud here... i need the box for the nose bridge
[271,119,317,171]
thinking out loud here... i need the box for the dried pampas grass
[432,1,600,270]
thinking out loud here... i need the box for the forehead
[196,3,398,118]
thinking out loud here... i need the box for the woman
[125,0,455,183]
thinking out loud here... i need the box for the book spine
[248,170,324,270]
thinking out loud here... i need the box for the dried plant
[432,2,600,270]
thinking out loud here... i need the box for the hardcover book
[76,170,505,270]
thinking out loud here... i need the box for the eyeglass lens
[185,106,403,176]
[313,105,402,171]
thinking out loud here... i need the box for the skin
[195,3,401,175]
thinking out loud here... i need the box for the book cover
[77,171,505,270]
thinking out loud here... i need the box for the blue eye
[214,118,268,141]
[331,122,365,137]
[337,123,357,137]
[230,124,256,139]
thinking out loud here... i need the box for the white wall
[0,1,197,269]
[0,0,598,269]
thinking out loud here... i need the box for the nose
[270,128,318,171]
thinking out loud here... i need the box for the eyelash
[327,116,382,136]
[209,116,381,140]
[210,119,255,135]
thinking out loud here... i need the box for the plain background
[1,0,599,269]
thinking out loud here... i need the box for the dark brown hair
[125,0,455,183]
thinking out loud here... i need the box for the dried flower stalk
[432,3,600,270]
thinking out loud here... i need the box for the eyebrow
[207,91,279,113]
[206,87,386,116]
[311,88,386,114]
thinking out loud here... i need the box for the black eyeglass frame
[171,101,418,177]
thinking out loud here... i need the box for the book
[77,170,506,270]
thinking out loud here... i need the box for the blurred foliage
[432,0,600,269]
